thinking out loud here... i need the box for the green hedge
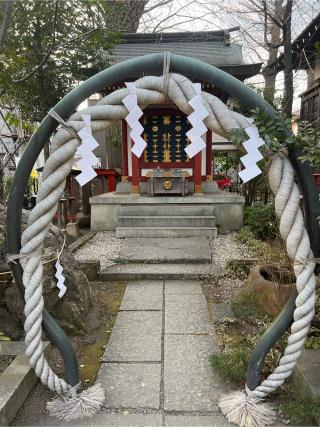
[244,202,277,241]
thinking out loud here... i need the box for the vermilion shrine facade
[92,30,261,196]
[89,30,261,234]
[120,103,213,194]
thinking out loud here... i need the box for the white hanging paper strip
[75,114,99,187]
[123,82,147,158]
[238,125,265,183]
[55,258,67,299]
[184,83,209,158]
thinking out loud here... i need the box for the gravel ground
[209,232,251,269]
[74,231,124,269]
[205,232,253,303]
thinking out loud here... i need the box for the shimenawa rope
[17,73,316,424]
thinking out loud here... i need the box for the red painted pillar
[108,173,116,192]
[131,140,140,194]
[206,130,212,178]
[194,151,202,193]
[121,120,128,178]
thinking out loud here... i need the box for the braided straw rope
[19,74,316,418]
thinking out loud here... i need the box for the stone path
[18,238,234,426]
[21,279,232,426]
[98,279,227,416]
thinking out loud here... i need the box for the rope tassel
[219,389,276,427]
[47,383,105,421]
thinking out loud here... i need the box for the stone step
[117,215,216,228]
[116,226,218,238]
[100,263,219,280]
[119,237,212,264]
[119,203,215,217]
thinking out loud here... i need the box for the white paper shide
[75,114,99,186]
[239,125,265,183]
[123,82,147,158]
[55,258,67,299]
[185,83,209,158]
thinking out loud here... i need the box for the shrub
[244,202,277,240]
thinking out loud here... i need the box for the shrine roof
[267,13,320,73]
[111,29,261,79]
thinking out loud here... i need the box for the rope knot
[161,51,172,101]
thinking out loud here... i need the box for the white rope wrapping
[19,74,316,403]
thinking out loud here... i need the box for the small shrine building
[89,30,262,235]
[105,29,261,195]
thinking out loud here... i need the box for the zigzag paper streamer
[55,258,67,299]
[75,114,99,186]
[123,82,147,158]
[184,83,209,158]
[238,125,265,183]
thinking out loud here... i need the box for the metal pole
[7,52,319,390]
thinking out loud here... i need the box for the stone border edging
[0,341,50,426]
[69,232,95,253]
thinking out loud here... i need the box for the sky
[137,0,320,111]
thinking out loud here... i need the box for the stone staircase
[116,203,217,238]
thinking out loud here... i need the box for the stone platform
[90,193,244,234]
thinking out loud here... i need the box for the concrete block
[165,280,202,295]
[116,181,132,194]
[102,311,162,362]
[202,181,220,194]
[165,415,233,426]
[117,216,216,228]
[100,263,220,281]
[164,335,223,412]
[98,363,161,409]
[116,227,217,238]
[120,281,163,311]
[165,294,212,334]
[66,222,80,237]
[20,414,163,426]
[0,342,50,427]
[119,204,215,216]
[119,237,211,264]
[294,349,320,397]
[210,303,236,323]
[90,193,244,232]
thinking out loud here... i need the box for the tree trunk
[0,0,14,51]
[282,0,293,117]
[34,17,50,160]
[105,125,122,169]
[262,0,283,103]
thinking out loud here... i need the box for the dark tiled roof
[267,13,320,73]
[111,30,261,77]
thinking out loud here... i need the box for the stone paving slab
[119,238,211,263]
[164,334,223,412]
[120,281,163,311]
[102,311,162,362]
[210,303,236,324]
[165,294,212,334]
[165,280,202,295]
[294,349,320,397]
[98,363,161,409]
[100,263,219,281]
[18,413,163,426]
[165,415,233,426]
